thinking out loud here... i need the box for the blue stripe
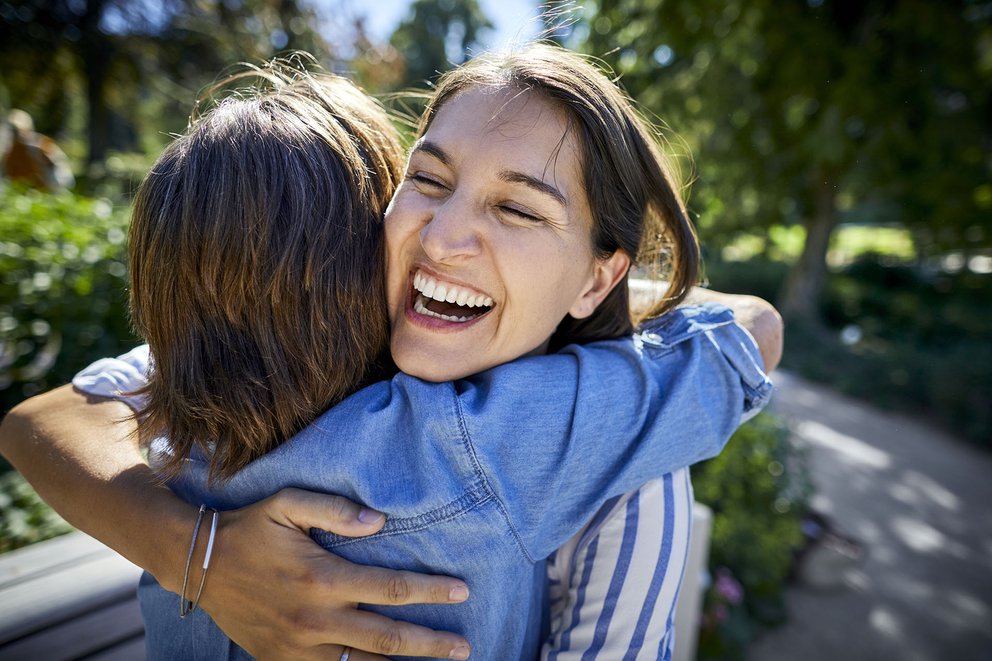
[582,492,640,660]
[566,493,625,582]
[656,472,693,660]
[625,474,676,659]
[550,534,600,660]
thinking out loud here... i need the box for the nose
[419,195,482,264]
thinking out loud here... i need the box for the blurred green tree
[563,0,991,321]
[388,0,494,89]
[0,0,330,187]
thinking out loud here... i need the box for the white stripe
[634,469,693,660]
[602,478,667,655]
[567,496,628,654]
[543,470,695,660]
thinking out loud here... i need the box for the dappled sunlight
[902,469,961,511]
[890,514,969,558]
[795,420,891,470]
[887,574,935,602]
[758,372,992,661]
[944,590,992,629]
[868,607,903,639]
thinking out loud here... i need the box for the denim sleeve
[455,303,772,561]
[71,344,151,413]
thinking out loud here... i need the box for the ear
[569,250,631,319]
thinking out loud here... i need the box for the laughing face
[384,87,629,382]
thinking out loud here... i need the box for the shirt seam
[310,486,495,548]
[451,388,538,565]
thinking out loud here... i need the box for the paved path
[749,371,992,661]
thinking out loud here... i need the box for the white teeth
[411,270,493,309]
[414,296,474,322]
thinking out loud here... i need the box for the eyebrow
[412,139,450,165]
[497,171,567,207]
[412,139,567,207]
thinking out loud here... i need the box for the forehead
[424,87,585,185]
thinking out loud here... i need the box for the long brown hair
[418,43,700,349]
[129,62,403,481]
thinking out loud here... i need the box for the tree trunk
[83,44,111,167]
[78,0,113,170]
[779,172,838,322]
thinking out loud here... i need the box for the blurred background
[0,1,990,660]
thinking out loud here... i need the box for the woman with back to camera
[0,45,781,659]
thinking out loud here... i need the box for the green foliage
[806,256,991,445]
[707,256,992,445]
[0,0,332,181]
[693,412,810,658]
[0,470,73,553]
[0,187,137,414]
[569,0,991,320]
[389,0,494,89]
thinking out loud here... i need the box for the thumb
[267,488,386,538]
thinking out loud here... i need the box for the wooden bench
[0,503,711,660]
[0,531,145,660]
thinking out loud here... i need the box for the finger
[316,646,389,661]
[272,488,386,537]
[335,610,471,660]
[334,564,470,606]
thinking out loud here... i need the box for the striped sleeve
[543,469,694,661]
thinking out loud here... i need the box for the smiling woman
[386,87,630,381]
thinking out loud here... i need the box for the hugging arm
[0,385,472,660]
[542,292,781,657]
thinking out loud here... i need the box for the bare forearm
[0,384,193,591]
[628,279,783,372]
[682,288,783,372]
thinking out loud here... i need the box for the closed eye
[408,172,448,190]
[499,205,542,222]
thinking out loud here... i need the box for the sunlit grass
[721,224,916,266]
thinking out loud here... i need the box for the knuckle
[326,495,350,521]
[384,574,412,604]
[370,628,405,656]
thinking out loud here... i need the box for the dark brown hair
[419,43,700,348]
[129,63,403,481]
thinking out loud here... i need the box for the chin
[393,352,460,383]
[392,347,489,383]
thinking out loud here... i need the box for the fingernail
[449,645,470,660]
[449,584,469,602]
[358,508,385,524]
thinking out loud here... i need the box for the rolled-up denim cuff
[71,344,151,413]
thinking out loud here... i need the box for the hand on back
[193,488,472,659]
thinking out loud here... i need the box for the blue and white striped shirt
[544,471,693,660]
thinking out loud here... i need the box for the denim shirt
[74,304,772,660]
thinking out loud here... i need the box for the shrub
[0,470,73,552]
[0,186,138,415]
[694,412,811,660]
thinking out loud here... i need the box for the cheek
[503,240,592,319]
[384,192,430,252]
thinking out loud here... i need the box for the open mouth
[411,269,493,323]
